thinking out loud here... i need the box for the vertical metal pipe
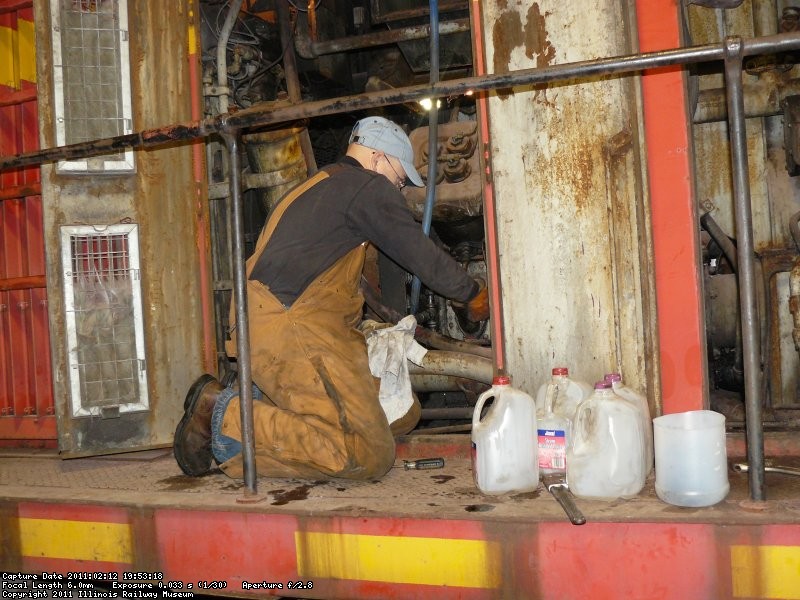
[222,131,258,496]
[410,0,441,314]
[470,0,505,373]
[723,36,764,501]
[216,0,244,115]
[275,0,317,175]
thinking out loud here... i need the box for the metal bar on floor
[723,36,765,502]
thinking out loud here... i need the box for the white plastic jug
[537,383,570,476]
[653,410,729,507]
[567,381,646,500]
[605,373,654,476]
[472,375,539,495]
[535,367,592,421]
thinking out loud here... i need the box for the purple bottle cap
[594,381,612,390]
[604,373,622,383]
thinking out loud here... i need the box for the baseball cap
[348,116,424,187]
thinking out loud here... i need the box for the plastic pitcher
[567,381,646,500]
[535,367,592,421]
[605,373,654,476]
[472,375,539,495]
[537,383,570,476]
[654,410,729,507]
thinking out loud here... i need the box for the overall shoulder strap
[246,163,346,276]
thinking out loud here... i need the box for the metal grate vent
[61,224,148,417]
[51,0,134,172]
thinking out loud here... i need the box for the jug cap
[552,367,569,376]
[604,373,622,383]
[594,381,612,390]
[493,375,511,385]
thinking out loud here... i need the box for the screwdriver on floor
[394,458,446,470]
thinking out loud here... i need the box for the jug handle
[472,388,496,430]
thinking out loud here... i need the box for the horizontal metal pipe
[420,407,473,420]
[409,423,471,435]
[410,373,490,392]
[693,76,800,123]
[408,350,494,384]
[296,18,471,59]
[7,33,800,171]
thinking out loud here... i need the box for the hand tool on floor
[542,473,586,525]
[394,458,446,470]
[733,462,800,477]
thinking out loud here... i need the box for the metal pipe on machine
[7,33,800,171]
[724,36,765,501]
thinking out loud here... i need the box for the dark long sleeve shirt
[249,156,479,306]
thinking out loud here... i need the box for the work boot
[173,374,224,476]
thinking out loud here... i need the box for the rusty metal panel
[478,1,656,400]
[0,0,54,443]
[34,0,209,455]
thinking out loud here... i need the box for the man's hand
[453,278,490,322]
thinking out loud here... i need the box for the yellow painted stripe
[17,19,36,84]
[296,532,501,589]
[187,1,197,54]
[188,25,197,55]
[19,518,132,564]
[0,24,18,89]
[731,545,800,599]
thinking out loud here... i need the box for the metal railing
[3,30,800,501]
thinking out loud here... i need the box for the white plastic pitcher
[567,381,646,500]
[472,375,539,495]
[605,373,654,476]
[654,410,729,507]
[535,367,592,421]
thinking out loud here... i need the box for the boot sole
[173,374,218,476]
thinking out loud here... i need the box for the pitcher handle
[472,388,496,429]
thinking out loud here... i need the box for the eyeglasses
[383,155,406,189]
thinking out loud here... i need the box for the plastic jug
[537,383,570,476]
[653,410,729,507]
[535,367,592,421]
[567,381,646,500]
[605,373,654,476]
[471,375,539,495]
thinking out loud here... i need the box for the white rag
[363,315,428,424]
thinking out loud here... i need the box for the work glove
[453,278,490,322]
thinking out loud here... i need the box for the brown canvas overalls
[221,168,396,479]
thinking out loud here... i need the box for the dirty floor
[1,434,799,525]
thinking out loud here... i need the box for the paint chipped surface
[525,4,556,68]
[480,0,653,398]
[490,3,556,102]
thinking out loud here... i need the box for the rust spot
[537,138,595,215]
[492,10,524,100]
[525,4,556,68]
[605,128,633,159]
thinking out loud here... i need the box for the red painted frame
[636,0,707,413]
[0,0,56,444]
